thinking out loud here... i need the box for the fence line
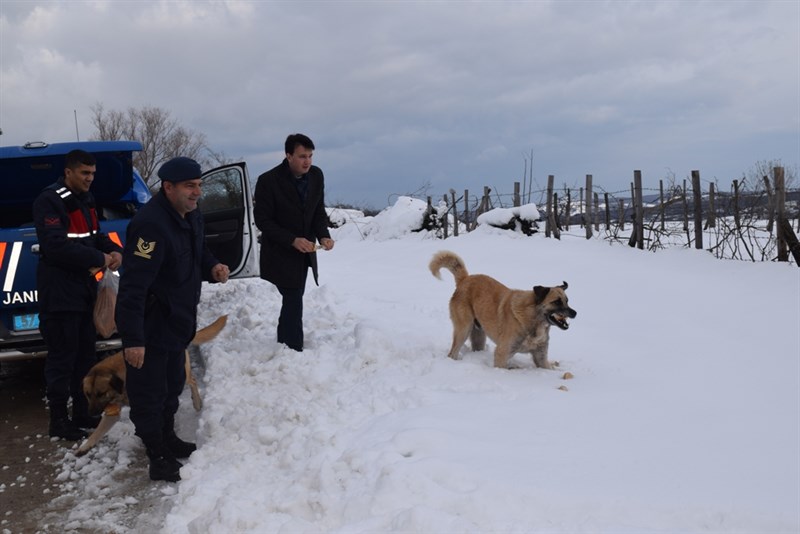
[420,168,800,266]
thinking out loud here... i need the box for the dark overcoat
[253,159,330,288]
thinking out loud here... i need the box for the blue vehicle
[0,141,260,361]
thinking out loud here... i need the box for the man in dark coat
[33,149,123,440]
[253,133,334,351]
[116,157,229,482]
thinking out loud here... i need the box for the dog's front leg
[493,345,513,368]
[531,346,555,369]
[75,412,121,457]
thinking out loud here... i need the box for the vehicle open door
[199,163,259,278]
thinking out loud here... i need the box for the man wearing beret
[116,156,229,482]
[254,133,334,352]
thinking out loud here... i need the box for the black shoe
[49,417,88,441]
[148,453,183,482]
[72,415,102,429]
[165,434,197,459]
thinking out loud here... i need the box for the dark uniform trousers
[39,311,96,418]
[276,265,309,351]
[125,346,186,440]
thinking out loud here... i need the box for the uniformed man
[115,157,229,482]
[33,149,123,441]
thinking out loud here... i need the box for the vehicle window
[200,168,243,215]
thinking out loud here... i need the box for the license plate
[13,313,39,331]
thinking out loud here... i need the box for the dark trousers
[276,268,308,351]
[39,311,97,418]
[125,346,186,442]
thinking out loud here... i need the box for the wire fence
[411,169,800,266]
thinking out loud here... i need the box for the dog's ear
[534,285,550,302]
[560,281,568,290]
[110,373,125,394]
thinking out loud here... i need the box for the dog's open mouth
[548,313,570,330]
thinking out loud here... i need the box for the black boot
[48,404,87,441]
[143,435,182,482]
[71,394,101,428]
[163,414,196,459]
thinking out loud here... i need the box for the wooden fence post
[634,170,644,250]
[593,192,600,231]
[514,182,521,207]
[565,189,571,231]
[442,194,449,239]
[628,182,636,247]
[585,175,593,239]
[778,218,800,265]
[552,192,561,240]
[618,198,625,231]
[450,189,459,237]
[682,179,689,236]
[706,182,716,229]
[659,179,665,230]
[732,180,741,231]
[691,170,703,250]
[474,186,491,228]
[604,192,610,230]
[464,190,471,231]
[775,167,788,261]
[545,175,554,238]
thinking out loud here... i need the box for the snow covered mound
[47,209,799,534]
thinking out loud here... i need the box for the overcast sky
[2,1,798,209]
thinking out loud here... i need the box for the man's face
[164,179,202,216]
[64,163,96,193]
[286,145,313,176]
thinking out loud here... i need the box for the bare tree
[90,103,230,187]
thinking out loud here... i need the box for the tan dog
[76,315,228,456]
[430,251,576,369]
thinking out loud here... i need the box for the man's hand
[124,347,145,369]
[105,251,123,271]
[292,237,317,253]
[211,263,230,283]
[320,237,335,251]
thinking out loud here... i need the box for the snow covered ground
[31,199,800,533]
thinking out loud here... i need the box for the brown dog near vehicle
[430,251,576,369]
[76,315,228,456]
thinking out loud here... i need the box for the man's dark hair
[284,133,315,155]
[64,149,96,169]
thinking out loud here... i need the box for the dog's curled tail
[429,251,468,285]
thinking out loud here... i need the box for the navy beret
[158,157,202,183]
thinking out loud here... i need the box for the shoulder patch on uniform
[134,237,156,259]
[44,216,61,227]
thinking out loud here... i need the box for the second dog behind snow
[429,251,576,369]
